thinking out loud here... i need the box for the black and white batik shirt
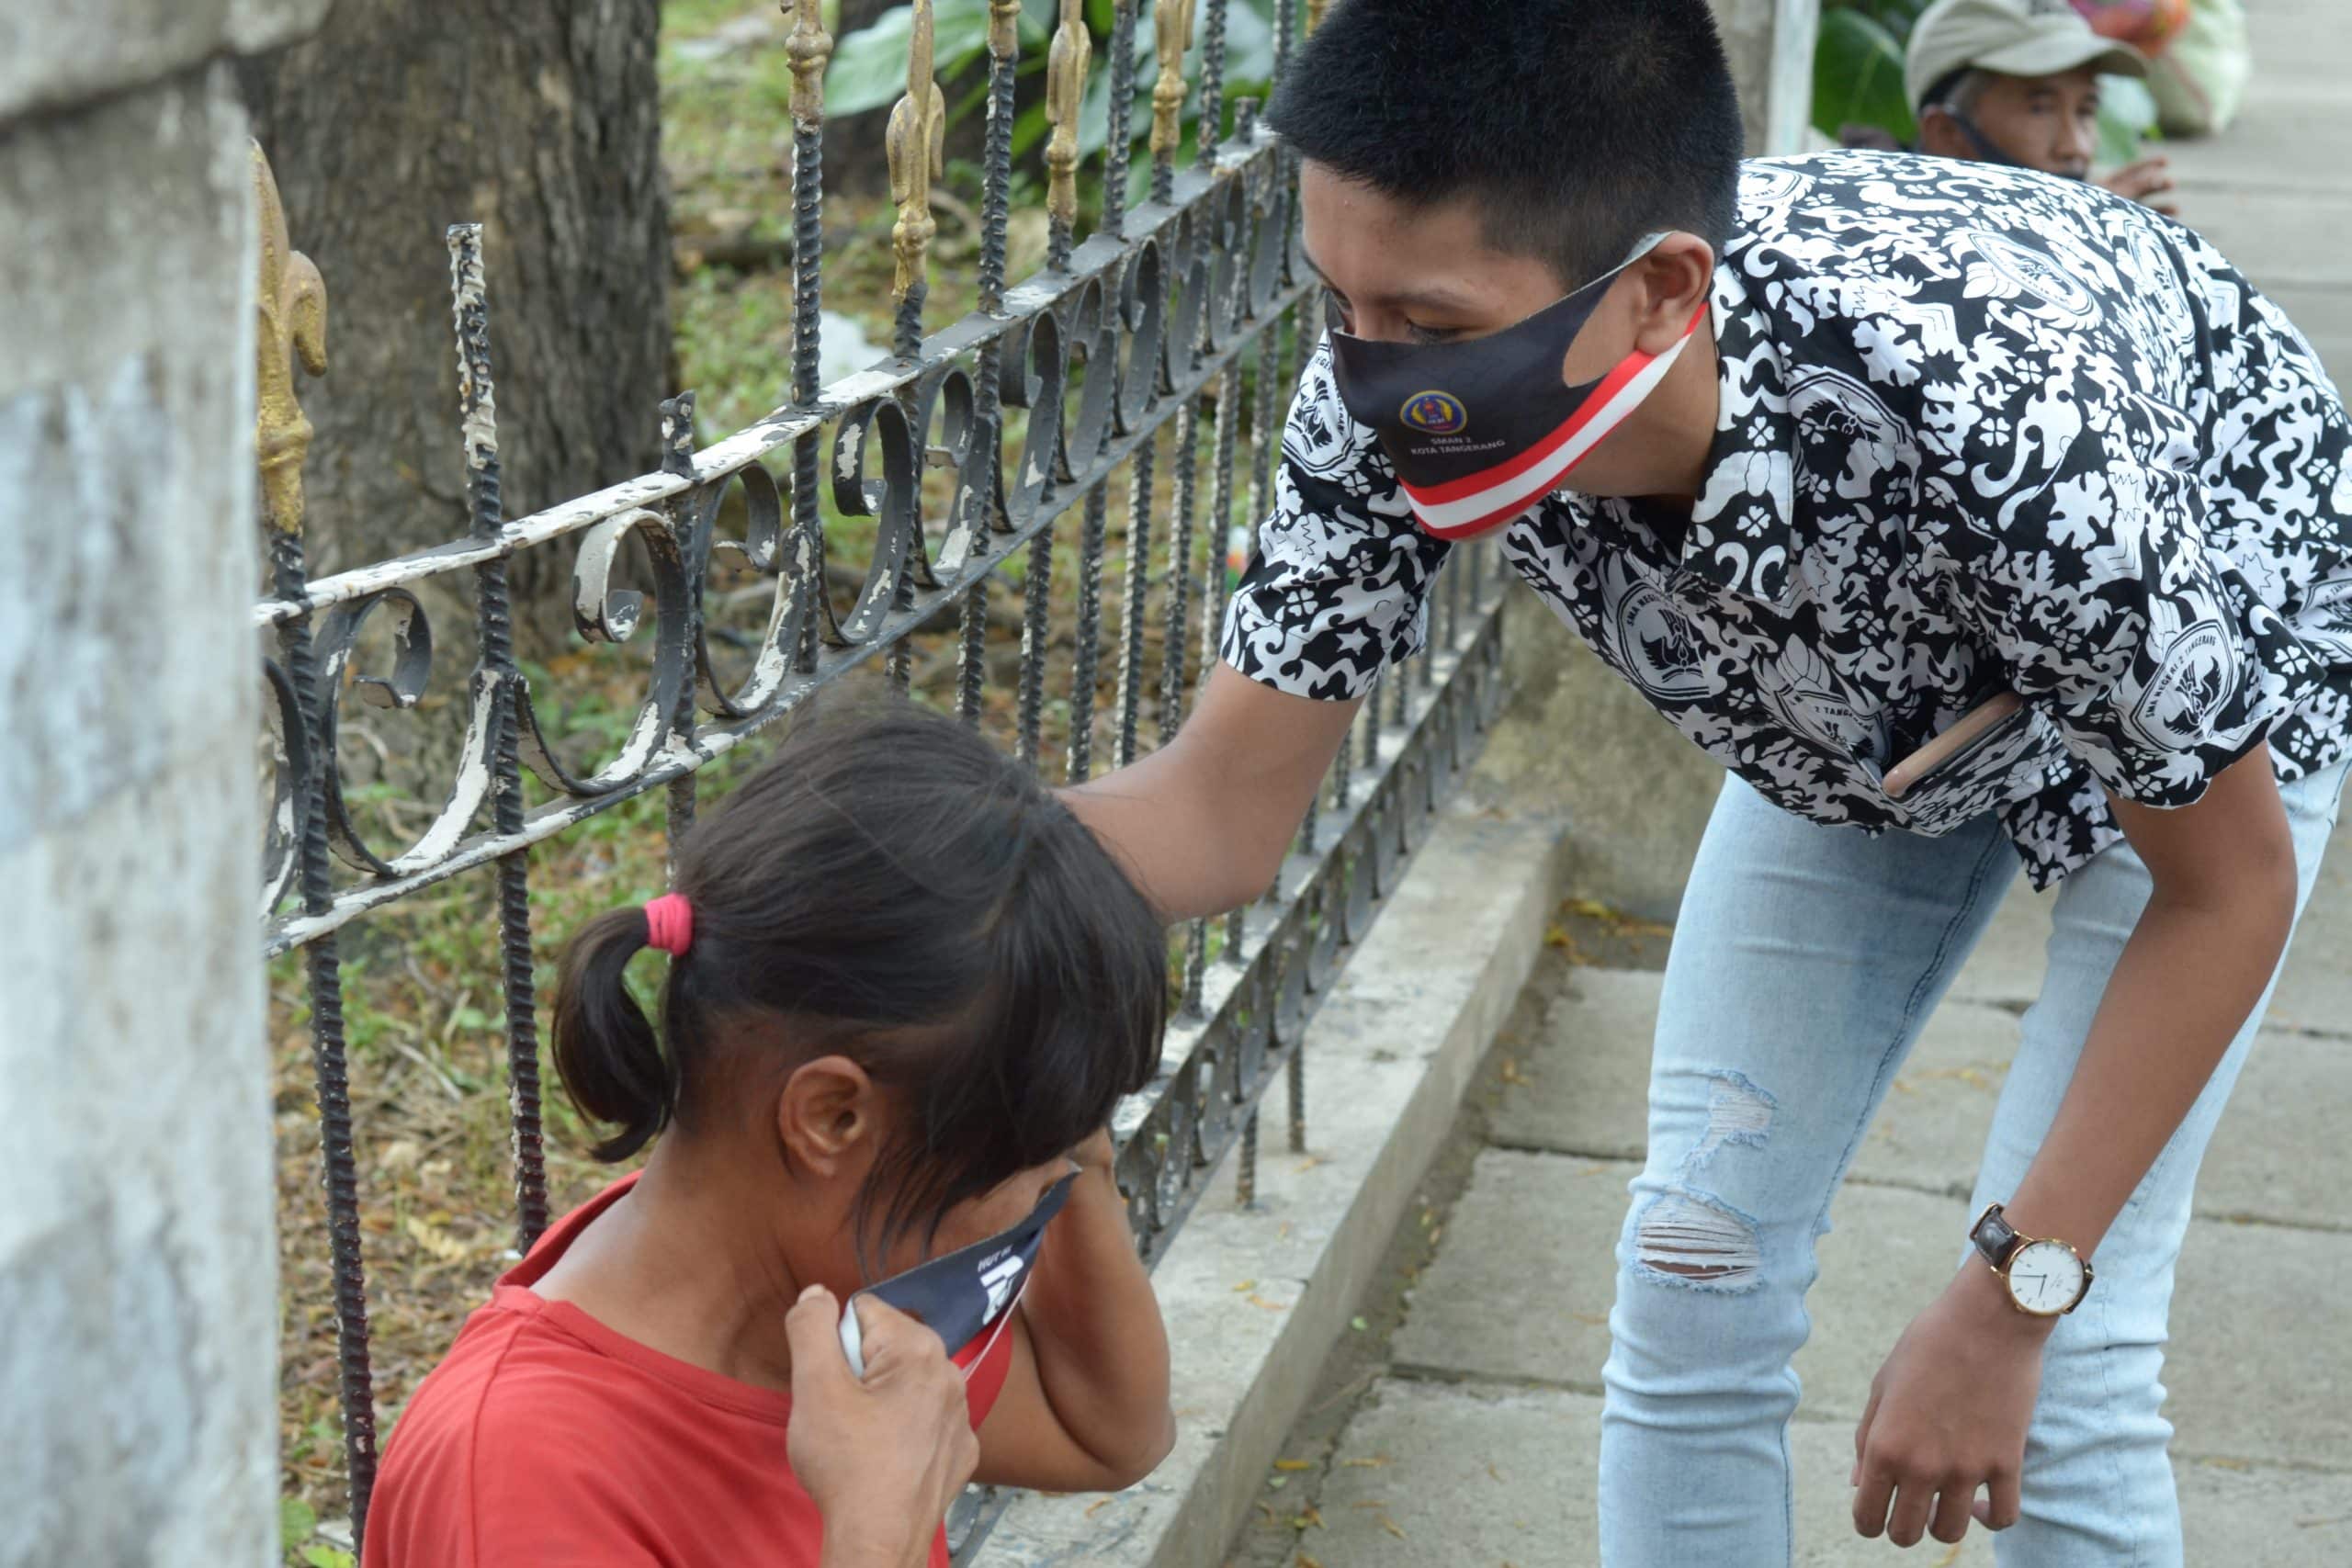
[1221,151,2352,888]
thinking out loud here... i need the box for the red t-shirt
[362,1174,1014,1568]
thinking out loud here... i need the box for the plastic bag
[2068,1,2191,51]
[2148,0,2251,137]
[2072,1,2249,137]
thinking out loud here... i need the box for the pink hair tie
[643,893,695,956]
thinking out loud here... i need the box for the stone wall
[0,5,323,1563]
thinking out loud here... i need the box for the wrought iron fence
[254,0,1511,1558]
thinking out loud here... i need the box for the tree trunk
[242,0,669,656]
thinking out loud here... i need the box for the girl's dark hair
[550,700,1168,1252]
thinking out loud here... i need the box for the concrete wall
[1711,0,1821,156]
[0,5,323,1563]
[1474,607,1725,926]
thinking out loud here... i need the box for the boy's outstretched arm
[1061,663,1361,922]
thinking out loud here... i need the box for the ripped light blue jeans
[1597,760,2347,1566]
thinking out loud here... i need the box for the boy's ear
[1629,232,1714,355]
[776,1055,882,1177]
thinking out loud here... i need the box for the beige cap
[1905,0,2148,114]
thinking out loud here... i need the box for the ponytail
[550,907,678,1161]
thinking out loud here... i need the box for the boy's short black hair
[1271,0,1747,287]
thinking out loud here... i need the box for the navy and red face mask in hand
[837,1168,1078,1377]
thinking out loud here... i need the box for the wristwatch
[1969,1202,2093,1316]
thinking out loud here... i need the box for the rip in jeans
[1634,1071,1775,1292]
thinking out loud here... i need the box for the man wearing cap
[1905,0,2180,213]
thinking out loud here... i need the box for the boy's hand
[788,1285,978,1568]
[1851,1266,2050,1548]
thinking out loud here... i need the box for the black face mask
[1940,111,2088,181]
[837,1168,1076,1377]
[1325,233,1709,540]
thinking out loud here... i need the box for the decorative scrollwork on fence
[254,5,1514,1561]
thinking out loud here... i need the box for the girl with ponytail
[363,702,1175,1568]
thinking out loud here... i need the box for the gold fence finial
[988,0,1023,59]
[1151,0,1197,161]
[252,141,328,537]
[785,0,833,124]
[887,0,947,303]
[1045,0,1091,236]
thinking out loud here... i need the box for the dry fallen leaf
[1381,1516,1408,1540]
[402,1215,472,1265]
[1296,1555,1324,1568]
[1273,1460,1315,1472]
[1342,1454,1392,1469]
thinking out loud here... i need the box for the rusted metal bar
[1044,0,1088,270]
[446,223,552,1256]
[1067,483,1109,781]
[254,141,379,1544]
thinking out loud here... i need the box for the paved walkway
[1231,7,2352,1562]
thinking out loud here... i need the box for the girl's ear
[776,1055,882,1178]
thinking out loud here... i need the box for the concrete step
[1300,1378,2351,1567]
[1394,1149,2352,1470]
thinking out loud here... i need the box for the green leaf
[300,1550,356,1568]
[2095,73,2159,166]
[1812,8,1916,145]
[279,1497,318,1551]
[826,0,998,118]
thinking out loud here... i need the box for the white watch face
[2007,1239,2086,1314]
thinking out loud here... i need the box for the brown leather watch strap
[1970,1201,2023,1270]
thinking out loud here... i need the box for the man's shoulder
[1730,150,2131,256]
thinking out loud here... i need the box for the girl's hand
[1851,1265,2051,1547]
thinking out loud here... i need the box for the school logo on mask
[1399,390,1467,436]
